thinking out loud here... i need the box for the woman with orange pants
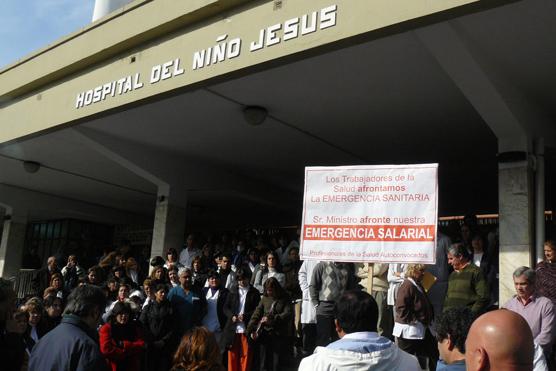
[221,269,261,371]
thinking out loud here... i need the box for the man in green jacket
[444,244,489,315]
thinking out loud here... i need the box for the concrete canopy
[0,0,554,229]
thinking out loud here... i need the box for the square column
[498,160,534,304]
[0,213,28,278]
[150,196,186,265]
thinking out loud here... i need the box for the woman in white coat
[387,264,407,308]
[298,259,319,356]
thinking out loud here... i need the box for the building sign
[75,4,338,109]
[2,0,496,144]
[300,164,438,263]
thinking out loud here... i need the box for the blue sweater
[29,315,108,371]
[436,359,466,371]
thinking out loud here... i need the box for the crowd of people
[0,222,555,371]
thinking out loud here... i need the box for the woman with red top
[100,301,145,371]
[103,283,140,323]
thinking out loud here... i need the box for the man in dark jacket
[221,269,261,371]
[32,256,61,296]
[140,284,175,371]
[29,285,108,371]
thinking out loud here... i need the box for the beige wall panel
[1,0,500,144]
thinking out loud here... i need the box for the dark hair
[192,255,203,267]
[263,277,286,299]
[0,278,15,303]
[155,284,168,293]
[112,265,126,275]
[63,285,106,317]
[236,268,251,282]
[171,327,222,371]
[112,301,132,316]
[88,265,101,275]
[263,251,282,272]
[434,307,474,353]
[44,295,62,308]
[207,270,220,280]
[219,253,231,260]
[335,290,378,334]
[13,309,29,321]
[150,256,165,267]
[167,248,178,257]
[463,214,478,227]
[471,234,484,242]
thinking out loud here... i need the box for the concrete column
[417,22,550,306]
[0,212,28,278]
[150,192,186,264]
[498,159,534,304]
[535,138,545,263]
[0,207,5,242]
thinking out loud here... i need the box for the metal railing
[13,269,43,299]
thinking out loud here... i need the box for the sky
[0,0,95,68]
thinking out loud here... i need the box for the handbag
[252,301,276,340]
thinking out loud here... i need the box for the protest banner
[300,164,438,263]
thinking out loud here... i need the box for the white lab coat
[299,260,319,324]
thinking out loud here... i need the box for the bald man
[465,309,534,371]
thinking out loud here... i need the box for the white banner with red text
[300,164,438,263]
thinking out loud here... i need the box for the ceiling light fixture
[243,106,268,126]
[23,160,41,174]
